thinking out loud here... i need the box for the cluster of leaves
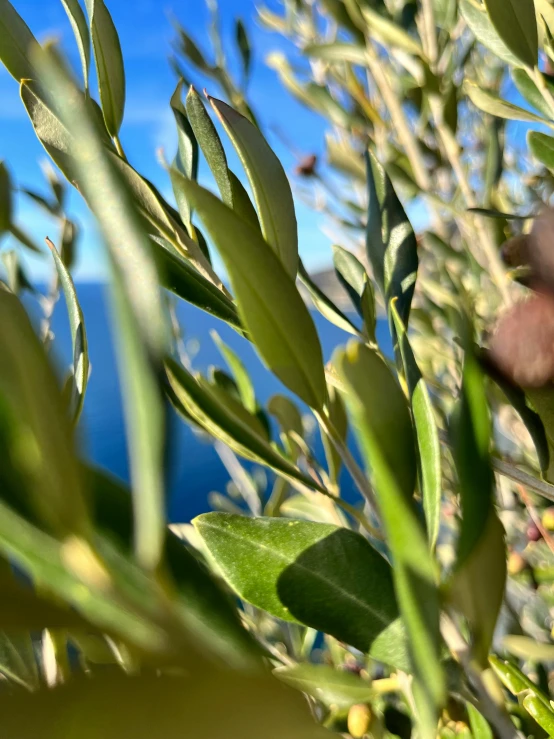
[1,0,554,737]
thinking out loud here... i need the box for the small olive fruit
[348,703,372,738]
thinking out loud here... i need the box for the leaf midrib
[199,521,394,628]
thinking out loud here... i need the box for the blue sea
[41,283,390,523]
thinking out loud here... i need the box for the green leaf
[450,511,506,668]
[362,6,424,56]
[0,160,11,232]
[465,81,551,125]
[365,149,418,329]
[490,655,551,707]
[331,245,376,342]
[9,223,42,253]
[321,383,347,486]
[185,87,259,229]
[177,27,211,71]
[166,359,325,493]
[483,0,537,68]
[39,47,166,571]
[85,0,125,136]
[0,632,38,690]
[235,19,251,79]
[466,703,493,739]
[390,303,441,550]
[450,349,494,564]
[334,341,444,736]
[0,0,41,82]
[211,330,256,413]
[304,42,368,66]
[522,694,554,736]
[0,670,328,739]
[512,69,554,119]
[267,393,304,459]
[47,238,89,425]
[274,664,373,708]
[528,130,554,170]
[60,0,91,89]
[170,177,325,410]
[1,250,34,295]
[193,513,406,665]
[467,207,531,220]
[459,0,521,67]
[298,259,360,336]
[503,635,554,662]
[0,289,90,536]
[210,95,298,278]
[169,80,198,232]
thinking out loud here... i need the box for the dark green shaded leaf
[0,0,41,82]
[1,250,34,295]
[274,664,373,708]
[459,0,521,67]
[365,149,418,329]
[9,223,42,253]
[210,95,298,278]
[194,513,406,665]
[528,130,554,170]
[391,303,441,550]
[483,0,538,68]
[335,341,444,735]
[60,0,91,89]
[177,28,211,71]
[0,289,89,536]
[0,160,11,232]
[0,632,38,689]
[166,359,325,492]
[47,237,89,424]
[169,80,198,231]
[0,671,328,739]
[211,330,256,413]
[468,207,531,220]
[235,19,251,79]
[85,0,125,136]
[171,177,325,410]
[298,258,360,336]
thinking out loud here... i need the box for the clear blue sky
[0,0,334,281]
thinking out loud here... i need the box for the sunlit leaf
[483,0,538,68]
[321,383,347,486]
[0,0,41,82]
[522,694,554,736]
[512,68,554,119]
[460,0,521,67]
[304,42,367,65]
[210,95,298,278]
[170,177,325,410]
[60,0,91,89]
[391,302,441,550]
[465,81,551,125]
[0,632,38,690]
[85,0,126,136]
[194,513,408,667]
[362,6,423,56]
[334,341,444,736]
[528,130,554,170]
[47,237,89,425]
[298,258,360,336]
[274,663,373,708]
[169,80,198,232]
[211,330,256,413]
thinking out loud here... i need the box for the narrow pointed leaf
[483,0,538,68]
[0,160,11,232]
[460,0,521,67]
[170,80,198,231]
[465,82,551,124]
[522,694,554,735]
[209,95,298,278]
[365,149,418,329]
[0,633,38,690]
[85,0,125,136]
[47,238,89,424]
[235,19,251,79]
[512,68,554,119]
[60,0,91,89]
[321,384,347,485]
[166,358,325,493]
[274,664,373,708]
[211,330,256,412]
[528,130,554,170]
[298,259,360,336]
[334,341,444,736]
[0,0,41,82]
[467,704,493,739]
[171,177,325,410]
[362,6,424,56]
[194,513,408,667]
[391,303,441,550]
[38,48,166,571]
[304,42,368,65]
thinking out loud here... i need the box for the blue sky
[0,0,334,281]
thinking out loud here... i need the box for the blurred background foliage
[3,0,554,737]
